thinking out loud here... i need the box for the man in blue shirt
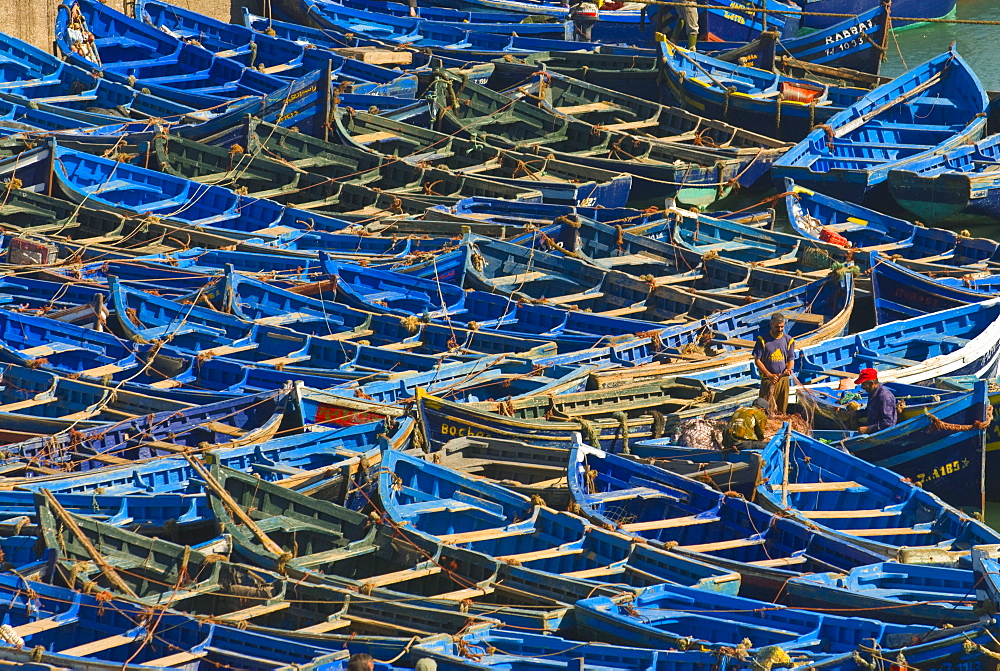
[753,312,795,414]
[853,368,897,434]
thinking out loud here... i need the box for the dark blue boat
[56,0,292,111]
[773,47,989,204]
[703,0,889,74]
[887,132,1000,224]
[786,562,977,625]
[138,0,418,97]
[758,400,996,544]
[870,252,1000,323]
[0,386,294,476]
[568,439,887,599]
[657,38,869,142]
[575,581,934,654]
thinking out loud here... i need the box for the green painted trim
[889,4,958,33]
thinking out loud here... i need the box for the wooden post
[183,455,289,559]
[40,489,138,599]
[781,425,791,508]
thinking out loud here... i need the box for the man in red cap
[853,367,897,434]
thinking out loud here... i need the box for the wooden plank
[363,564,442,587]
[255,312,316,326]
[490,271,547,286]
[621,515,719,533]
[333,47,413,65]
[678,537,765,553]
[497,547,581,564]
[438,527,527,544]
[144,440,191,454]
[595,305,649,317]
[148,379,182,389]
[258,355,310,366]
[747,556,809,567]
[544,291,604,305]
[295,619,352,634]
[60,634,137,656]
[802,509,900,519]
[563,564,620,579]
[432,586,495,601]
[651,273,703,285]
[351,131,400,144]
[379,340,424,351]
[218,601,290,622]
[0,396,57,412]
[11,617,63,636]
[318,329,374,341]
[602,119,659,131]
[204,421,245,437]
[78,364,125,377]
[143,651,206,667]
[842,527,934,537]
[770,481,862,492]
[555,101,620,115]
[197,343,257,357]
[787,313,825,325]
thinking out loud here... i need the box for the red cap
[854,368,879,385]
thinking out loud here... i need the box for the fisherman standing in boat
[677,0,699,50]
[724,396,770,450]
[753,312,795,414]
[851,368,897,434]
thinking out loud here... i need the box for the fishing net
[794,374,858,434]
[673,417,726,450]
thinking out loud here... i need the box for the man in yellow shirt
[724,396,770,450]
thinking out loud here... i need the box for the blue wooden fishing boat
[657,38,869,141]
[56,0,298,111]
[574,581,934,653]
[29,417,410,503]
[870,252,1000,323]
[756,407,997,551]
[785,179,917,252]
[887,132,1000,224]
[412,627,785,671]
[138,0,419,97]
[772,48,989,204]
[683,298,1000,392]
[43,143,372,238]
[297,0,576,40]
[0,572,352,669]
[321,258,466,317]
[378,449,743,594]
[782,179,1000,271]
[36,493,522,638]
[0,386,293,477]
[785,562,977,625]
[0,306,140,381]
[0,364,191,436]
[676,1,890,74]
[568,439,887,599]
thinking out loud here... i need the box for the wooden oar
[40,489,138,599]
[183,455,289,560]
